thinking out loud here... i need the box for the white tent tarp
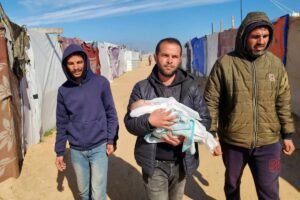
[98,42,113,82]
[206,33,219,76]
[21,43,42,147]
[27,29,66,137]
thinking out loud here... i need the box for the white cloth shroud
[130,97,218,154]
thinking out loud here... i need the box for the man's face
[246,27,270,56]
[155,42,182,78]
[66,54,85,78]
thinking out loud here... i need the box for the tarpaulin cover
[98,42,112,82]
[218,29,237,57]
[28,29,66,135]
[286,16,300,116]
[0,23,20,182]
[58,36,82,52]
[21,41,42,148]
[269,15,289,65]
[206,33,219,76]
[109,46,120,78]
[191,37,206,75]
[81,42,101,75]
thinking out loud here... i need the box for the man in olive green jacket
[204,12,295,200]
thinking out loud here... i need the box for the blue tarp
[191,37,206,75]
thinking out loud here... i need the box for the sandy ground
[0,60,299,200]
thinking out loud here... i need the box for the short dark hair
[64,51,85,66]
[155,37,182,55]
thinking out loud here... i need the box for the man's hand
[162,133,184,146]
[148,108,176,130]
[213,143,222,156]
[282,139,295,155]
[55,156,66,171]
[106,144,116,156]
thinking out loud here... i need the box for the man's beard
[250,49,265,57]
[158,66,178,78]
[248,45,267,58]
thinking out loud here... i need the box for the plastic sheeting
[131,51,141,69]
[286,16,300,116]
[206,33,219,76]
[269,15,289,65]
[58,36,83,52]
[191,37,206,76]
[27,29,66,135]
[0,23,20,182]
[21,42,42,147]
[183,41,193,73]
[181,51,188,71]
[124,50,133,71]
[81,42,101,75]
[109,46,121,78]
[98,42,112,82]
[218,29,237,57]
[118,48,127,75]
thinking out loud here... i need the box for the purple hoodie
[55,44,118,156]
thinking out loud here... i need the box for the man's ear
[154,54,158,63]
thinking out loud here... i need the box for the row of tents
[0,5,142,182]
[1,3,299,183]
[181,14,300,118]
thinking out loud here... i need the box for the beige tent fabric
[0,23,20,183]
[286,16,300,116]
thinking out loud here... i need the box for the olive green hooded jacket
[204,12,295,148]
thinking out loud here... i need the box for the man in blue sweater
[55,44,118,200]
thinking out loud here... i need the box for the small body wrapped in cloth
[130,97,218,154]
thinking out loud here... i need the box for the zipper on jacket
[251,62,258,148]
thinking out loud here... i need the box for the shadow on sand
[280,115,300,192]
[108,155,215,200]
[107,155,146,200]
[55,151,218,200]
[56,148,79,200]
[185,171,216,200]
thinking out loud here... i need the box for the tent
[0,4,27,182]
[98,42,113,82]
[26,29,66,143]
[286,16,300,116]
[0,3,144,183]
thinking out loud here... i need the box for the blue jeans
[221,142,281,200]
[71,143,108,200]
[143,160,186,200]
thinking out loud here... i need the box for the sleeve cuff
[146,114,156,132]
[56,152,65,157]
[281,132,293,140]
[107,139,116,145]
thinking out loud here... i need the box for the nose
[73,63,80,70]
[167,56,173,63]
[257,36,264,44]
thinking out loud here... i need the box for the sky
[0,0,299,53]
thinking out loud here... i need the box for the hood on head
[62,44,91,83]
[235,12,274,59]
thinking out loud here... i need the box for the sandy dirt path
[0,60,299,200]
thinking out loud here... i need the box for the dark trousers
[221,142,281,200]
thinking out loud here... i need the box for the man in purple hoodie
[55,44,118,200]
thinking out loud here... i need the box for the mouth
[165,65,174,69]
[73,71,82,76]
[254,45,265,51]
